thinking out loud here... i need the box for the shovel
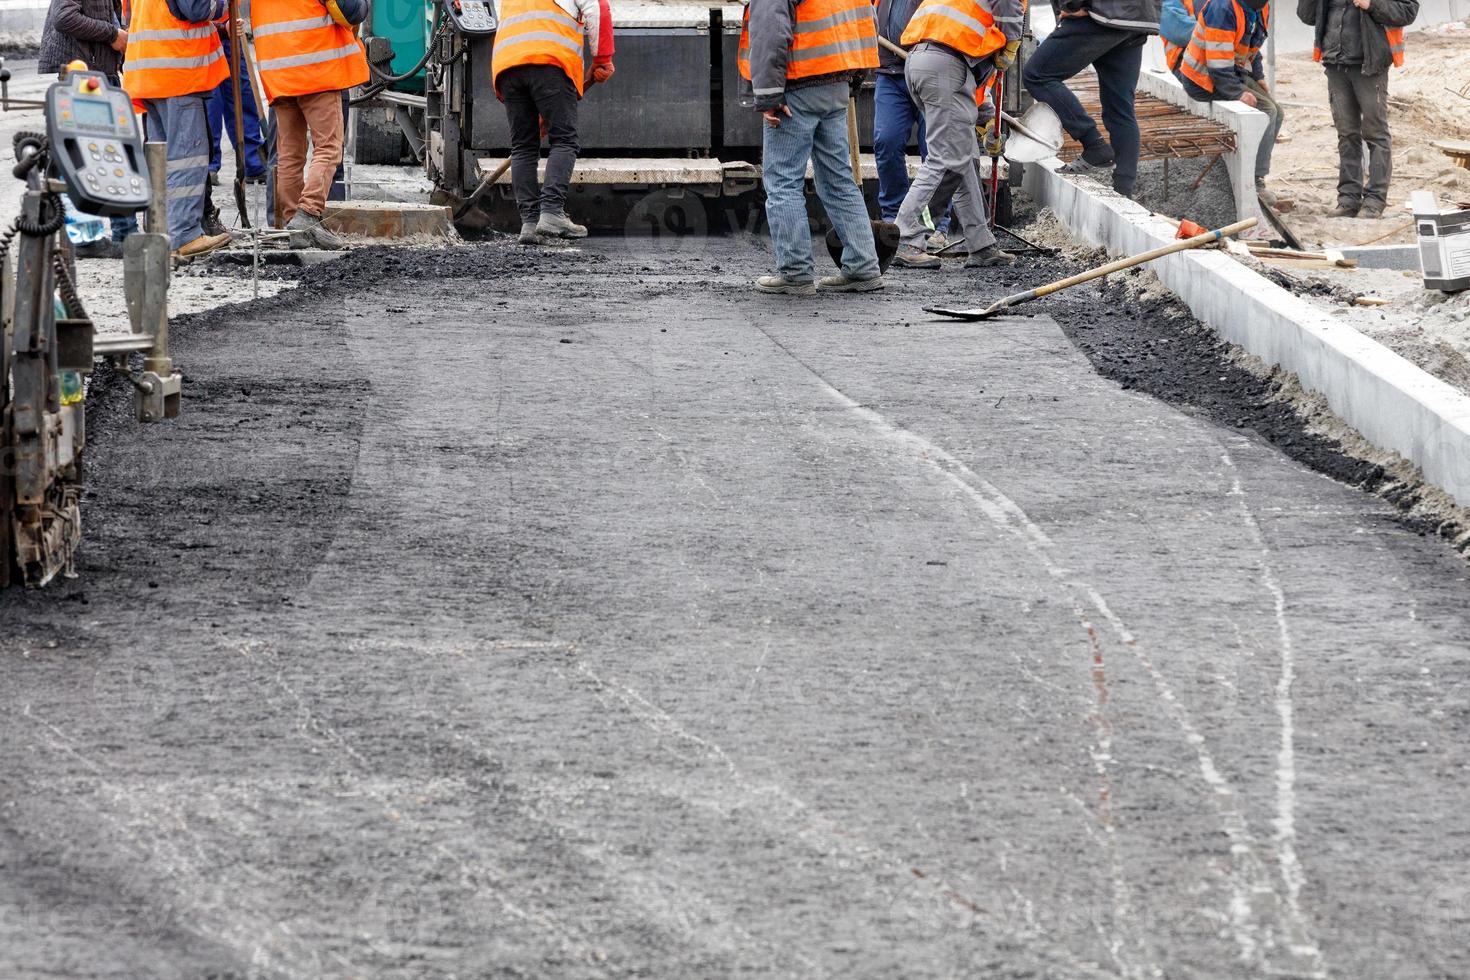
[824,96,901,273]
[925,217,1257,320]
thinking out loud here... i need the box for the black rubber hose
[17,193,65,237]
[366,2,443,86]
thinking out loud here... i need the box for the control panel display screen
[71,98,114,128]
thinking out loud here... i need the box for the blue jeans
[207,44,266,177]
[761,82,880,283]
[873,73,950,232]
[1022,15,1146,195]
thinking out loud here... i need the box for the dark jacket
[38,0,125,77]
[876,0,922,73]
[1297,0,1417,75]
[1080,0,1163,33]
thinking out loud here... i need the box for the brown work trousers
[274,89,343,222]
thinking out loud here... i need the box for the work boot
[74,239,123,260]
[1059,142,1115,176]
[755,274,816,295]
[1327,202,1360,218]
[536,211,588,239]
[924,230,950,254]
[1358,203,1385,219]
[818,274,884,293]
[965,245,1016,268]
[202,204,228,238]
[285,209,344,251]
[208,171,221,186]
[1255,180,1291,209]
[173,231,232,259]
[894,244,941,269]
[518,221,547,245]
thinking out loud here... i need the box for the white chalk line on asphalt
[749,320,1344,978]
[1222,452,1328,977]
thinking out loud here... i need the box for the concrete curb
[1025,160,1470,508]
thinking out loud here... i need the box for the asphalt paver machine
[1,62,182,587]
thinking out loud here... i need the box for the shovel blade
[923,303,1004,321]
[1003,101,1064,163]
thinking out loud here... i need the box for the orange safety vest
[250,0,369,103]
[1313,25,1404,67]
[1179,0,1267,94]
[1162,0,1196,71]
[492,0,587,97]
[122,0,230,101]
[737,0,879,83]
[900,0,1007,60]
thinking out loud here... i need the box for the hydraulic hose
[366,2,444,87]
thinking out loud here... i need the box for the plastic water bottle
[62,193,107,246]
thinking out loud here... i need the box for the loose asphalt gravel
[2,232,1469,980]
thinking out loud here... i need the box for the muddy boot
[755,274,816,296]
[1327,202,1360,218]
[75,239,124,260]
[202,203,228,238]
[965,245,1016,268]
[818,274,885,293]
[285,209,344,251]
[1358,203,1385,219]
[1059,142,1114,176]
[518,221,548,245]
[894,244,941,269]
[924,230,950,254]
[536,211,588,239]
[1255,180,1292,210]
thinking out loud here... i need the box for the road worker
[740,0,884,294]
[491,0,613,245]
[889,0,1024,270]
[123,0,234,258]
[1023,0,1158,199]
[1295,0,1417,219]
[1173,0,1285,206]
[249,0,369,249]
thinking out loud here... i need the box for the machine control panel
[46,69,149,217]
[444,0,497,34]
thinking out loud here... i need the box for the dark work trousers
[1022,15,1147,195]
[499,63,581,225]
[1325,66,1391,211]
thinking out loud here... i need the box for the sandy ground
[1264,19,1470,248]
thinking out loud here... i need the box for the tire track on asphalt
[749,317,1319,978]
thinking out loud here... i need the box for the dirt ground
[1264,19,1470,248]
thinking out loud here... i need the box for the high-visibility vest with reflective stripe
[900,0,1007,60]
[1179,0,1267,94]
[250,0,369,103]
[492,0,587,96]
[737,0,879,84]
[1312,24,1404,67]
[1162,0,1196,71]
[122,0,229,101]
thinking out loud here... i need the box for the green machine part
[369,0,436,92]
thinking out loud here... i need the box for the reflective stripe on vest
[492,0,586,96]
[122,0,229,101]
[1313,24,1405,67]
[250,0,369,103]
[736,0,878,85]
[1180,0,1266,94]
[900,0,1006,60]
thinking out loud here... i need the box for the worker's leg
[534,66,581,219]
[296,89,345,218]
[760,90,822,283]
[804,82,880,281]
[874,72,916,222]
[1023,17,1116,163]
[273,96,308,223]
[1355,69,1392,212]
[143,95,210,249]
[899,47,993,252]
[207,78,227,178]
[1324,66,1363,210]
[499,68,544,227]
[1241,76,1283,182]
[1091,30,1146,195]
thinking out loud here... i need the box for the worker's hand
[1239,89,1258,108]
[111,27,128,51]
[992,39,1021,72]
[591,61,615,84]
[1352,0,1371,9]
[980,118,1005,156]
[1256,79,1269,93]
[762,104,792,129]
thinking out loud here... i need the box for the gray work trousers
[1240,76,1284,183]
[142,93,211,249]
[1325,66,1391,210]
[895,44,996,252]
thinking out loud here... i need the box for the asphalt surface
[3,235,1470,980]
